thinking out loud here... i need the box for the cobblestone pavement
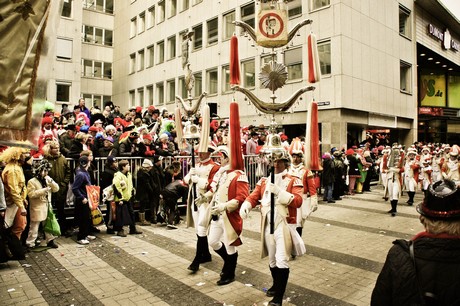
[0,185,424,305]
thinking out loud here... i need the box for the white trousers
[387,177,401,201]
[26,220,55,247]
[208,217,237,255]
[404,176,417,192]
[192,203,208,237]
[264,219,289,269]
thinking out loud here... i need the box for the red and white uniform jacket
[211,168,249,246]
[289,163,318,221]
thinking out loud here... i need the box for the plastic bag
[43,207,61,236]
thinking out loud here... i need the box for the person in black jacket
[371,179,460,306]
[100,156,118,234]
[150,155,165,223]
[136,159,155,226]
[321,152,335,203]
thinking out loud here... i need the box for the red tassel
[307,101,321,171]
[308,33,321,84]
[229,101,244,170]
[230,35,240,85]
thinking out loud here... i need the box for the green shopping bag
[43,205,61,236]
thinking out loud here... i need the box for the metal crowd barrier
[36,154,268,218]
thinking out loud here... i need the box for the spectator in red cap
[143,106,158,125]
[139,133,155,157]
[346,148,361,195]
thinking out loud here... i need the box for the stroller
[159,180,188,226]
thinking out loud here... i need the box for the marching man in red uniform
[240,133,304,306]
[287,138,318,238]
[184,143,220,273]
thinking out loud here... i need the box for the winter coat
[371,233,460,306]
[136,169,155,202]
[322,158,335,185]
[59,132,73,157]
[347,155,361,177]
[72,168,91,201]
[44,153,71,200]
[0,179,6,211]
[100,166,117,191]
[112,171,133,202]
[118,138,139,157]
[27,177,59,222]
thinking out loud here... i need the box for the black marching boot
[407,192,415,206]
[214,243,228,276]
[200,236,212,263]
[217,252,237,286]
[188,235,202,273]
[269,268,290,306]
[266,266,278,297]
[390,200,398,216]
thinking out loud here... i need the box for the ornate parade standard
[233,0,321,233]
[175,30,211,225]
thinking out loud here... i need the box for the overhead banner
[420,72,446,107]
[0,0,51,148]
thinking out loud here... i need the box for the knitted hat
[79,156,89,167]
[32,159,52,176]
[142,159,153,167]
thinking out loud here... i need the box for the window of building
[147,6,155,28]
[129,90,135,107]
[311,0,330,11]
[194,72,202,97]
[180,0,189,12]
[138,88,144,105]
[222,65,231,92]
[105,29,113,46]
[147,85,154,105]
[193,23,203,50]
[241,3,255,30]
[82,94,92,107]
[286,0,302,18]
[207,17,218,45]
[156,82,164,105]
[138,12,145,34]
[82,25,94,43]
[103,62,112,79]
[192,0,203,5]
[82,59,91,77]
[400,60,412,93]
[167,79,176,103]
[207,68,218,94]
[317,40,331,75]
[61,0,72,18]
[158,0,165,23]
[168,35,176,60]
[130,17,137,38]
[138,49,145,71]
[242,59,255,88]
[147,45,154,68]
[105,0,114,14]
[130,53,136,74]
[83,0,114,14]
[94,61,102,78]
[95,28,103,44]
[56,82,71,103]
[284,47,302,80]
[56,38,72,60]
[223,11,235,41]
[399,5,411,38]
[169,0,177,17]
[157,41,165,64]
[178,76,187,98]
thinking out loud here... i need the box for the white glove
[189,168,196,176]
[389,167,400,174]
[239,201,252,219]
[267,182,281,196]
[194,195,207,207]
[211,202,227,215]
[191,175,199,184]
